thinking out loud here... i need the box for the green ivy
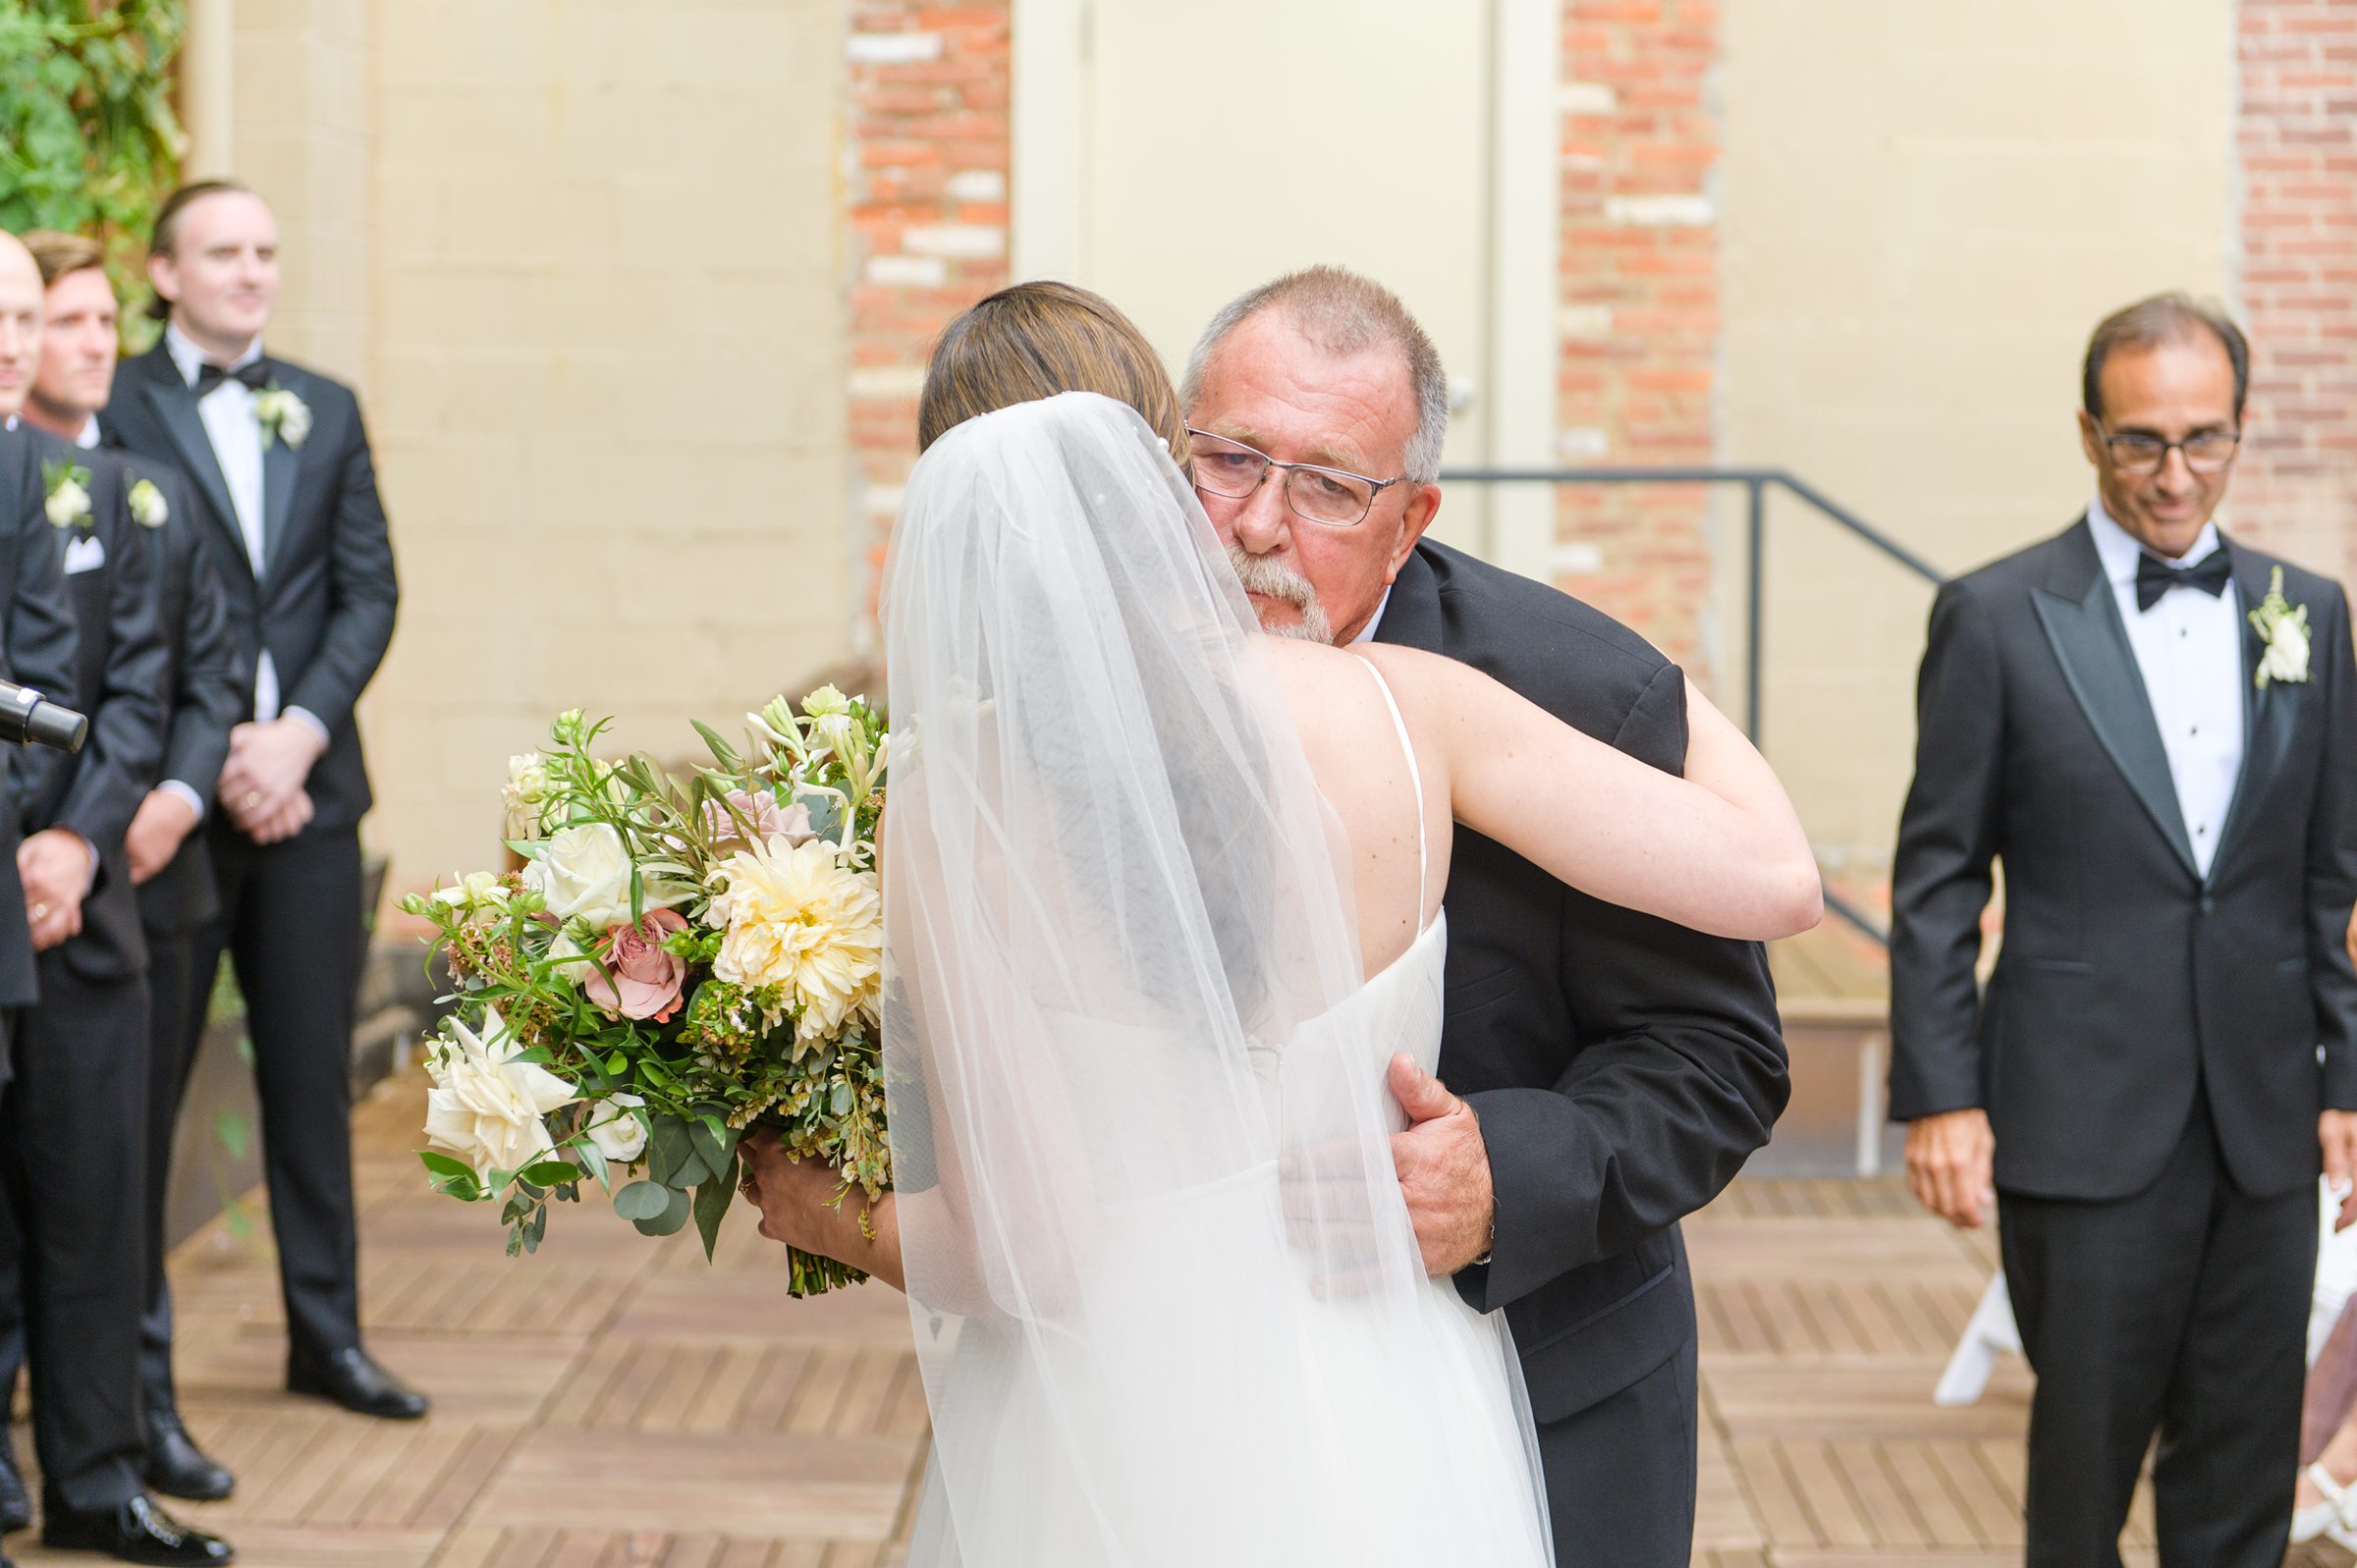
[0,1,185,345]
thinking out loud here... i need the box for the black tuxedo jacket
[1890,517,2357,1200]
[102,344,398,833]
[0,428,88,1013]
[1374,541,1788,1422]
[21,431,170,981]
[94,431,244,935]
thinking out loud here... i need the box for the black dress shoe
[39,1491,233,1566]
[0,1435,26,1533]
[141,1411,233,1503]
[285,1345,429,1421]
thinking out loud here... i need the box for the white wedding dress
[885,393,1554,1567]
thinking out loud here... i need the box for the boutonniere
[40,459,93,529]
[2250,566,2312,689]
[252,383,311,450]
[127,476,169,528]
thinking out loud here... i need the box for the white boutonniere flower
[2249,566,2311,689]
[40,459,93,529]
[252,383,311,450]
[127,477,169,528]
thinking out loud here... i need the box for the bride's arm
[1367,645,1821,941]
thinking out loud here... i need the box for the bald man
[0,231,228,1568]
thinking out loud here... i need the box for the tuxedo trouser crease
[0,964,153,1512]
[177,823,365,1359]
[2001,1086,2315,1568]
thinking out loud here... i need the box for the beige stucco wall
[1719,0,2237,893]
[227,0,853,892]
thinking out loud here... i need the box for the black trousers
[137,919,209,1412]
[2001,1090,2315,1568]
[0,958,151,1512]
[173,821,365,1361]
[1532,1332,1698,1565]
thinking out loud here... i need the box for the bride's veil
[882,393,1546,1565]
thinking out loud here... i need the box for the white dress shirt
[1350,586,1394,646]
[73,416,98,450]
[2086,499,2246,878]
[163,324,327,753]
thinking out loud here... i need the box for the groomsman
[0,232,230,1567]
[0,237,79,1568]
[1891,295,2357,1563]
[103,182,420,1422]
[13,229,246,1512]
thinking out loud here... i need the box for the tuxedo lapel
[2031,520,2200,879]
[2213,539,2298,874]
[137,364,249,583]
[259,361,300,578]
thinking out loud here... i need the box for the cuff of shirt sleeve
[285,706,332,750]
[160,779,207,824]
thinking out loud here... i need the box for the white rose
[524,823,635,930]
[44,478,88,529]
[128,478,168,527]
[503,751,550,841]
[582,1093,649,1163]
[421,1007,577,1180]
[279,396,312,448]
[430,869,509,914]
[2264,620,2312,685]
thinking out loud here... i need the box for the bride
[740,282,1820,1565]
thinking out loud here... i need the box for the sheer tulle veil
[881,392,1551,1566]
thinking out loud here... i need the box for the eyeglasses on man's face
[2094,423,2242,477]
[1184,427,1406,528]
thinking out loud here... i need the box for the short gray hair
[1180,265,1449,485]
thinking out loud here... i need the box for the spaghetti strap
[1352,654,1429,935]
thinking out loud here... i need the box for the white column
[1486,0,1562,582]
[180,0,237,179]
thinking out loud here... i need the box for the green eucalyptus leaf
[613,1180,673,1222]
[630,1182,694,1237]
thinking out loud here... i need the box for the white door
[1014,0,1559,568]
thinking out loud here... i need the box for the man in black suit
[1890,294,2357,1564]
[13,228,247,1516]
[102,182,422,1423]
[1181,266,1788,1564]
[0,230,231,1566]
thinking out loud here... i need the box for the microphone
[0,682,85,753]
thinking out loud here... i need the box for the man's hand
[242,789,315,847]
[17,827,91,952]
[125,787,202,885]
[2323,1111,2357,1232]
[1389,1053,1495,1276]
[219,717,327,837]
[1904,1108,1996,1229]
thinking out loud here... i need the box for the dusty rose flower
[582,908,690,1022]
[702,789,814,853]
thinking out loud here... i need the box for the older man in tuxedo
[1179,266,1788,1566]
[11,227,247,1517]
[102,182,419,1424]
[1891,295,2357,1564]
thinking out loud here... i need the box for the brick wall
[845,1,1013,646]
[1556,0,1722,675]
[2235,0,2357,585]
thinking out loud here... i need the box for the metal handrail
[1439,465,1945,949]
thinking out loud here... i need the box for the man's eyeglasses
[2094,423,2242,476]
[1184,427,1406,528]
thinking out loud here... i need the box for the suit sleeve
[162,517,243,802]
[1886,578,2005,1121]
[54,493,169,854]
[2304,586,2357,1109]
[282,393,398,737]
[6,478,81,825]
[1454,661,1791,1313]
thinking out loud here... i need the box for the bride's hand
[738,1128,850,1255]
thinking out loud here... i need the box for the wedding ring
[30,903,46,920]
[244,791,261,809]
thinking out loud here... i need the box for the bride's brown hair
[917,281,1189,464]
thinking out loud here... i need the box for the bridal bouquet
[403,688,890,1296]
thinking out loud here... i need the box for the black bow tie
[192,359,270,398]
[2135,549,2233,612]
